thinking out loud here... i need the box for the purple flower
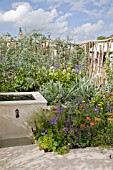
[0,56,6,62]
[34,120,36,125]
[70,125,74,131]
[64,118,71,123]
[76,135,78,140]
[34,120,38,130]
[75,64,82,73]
[71,69,76,73]
[90,127,92,135]
[94,105,99,114]
[56,106,61,114]
[54,64,57,70]
[83,128,86,134]
[63,127,68,132]
[46,119,50,123]
[42,129,48,135]
[64,63,66,69]
[106,103,113,112]
[54,64,60,70]
[69,106,74,111]
[57,64,60,68]
[51,117,58,125]
[31,127,36,135]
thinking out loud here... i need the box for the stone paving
[0,144,113,170]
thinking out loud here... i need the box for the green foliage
[38,135,55,152]
[105,60,113,92]
[0,31,85,93]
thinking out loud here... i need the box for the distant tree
[108,34,113,38]
[97,36,107,40]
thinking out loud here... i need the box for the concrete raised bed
[0,92,47,147]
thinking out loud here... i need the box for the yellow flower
[67,67,71,71]
[98,103,102,107]
[50,66,54,70]
[63,69,66,74]
[82,100,85,103]
[91,100,95,103]
[49,72,53,76]
[99,102,103,105]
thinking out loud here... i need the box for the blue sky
[0,0,113,42]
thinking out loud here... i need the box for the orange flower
[79,105,84,109]
[105,94,113,98]
[90,122,96,126]
[107,118,113,121]
[80,124,85,128]
[86,116,91,121]
[95,117,101,121]
[52,109,58,114]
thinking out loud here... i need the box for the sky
[0,0,113,42]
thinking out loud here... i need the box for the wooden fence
[79,38,113,86]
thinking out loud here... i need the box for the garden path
[0,144,113,170]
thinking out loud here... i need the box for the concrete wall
[0,92,47,147]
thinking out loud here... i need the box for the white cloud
[71,20,104,42]
[11,2,28,9]
[31,0,113,19]
[0,3,31,23]
[102,23,113,36]
[44,13,71,34]
[92,0,113,7]
[0,2,71,36]
[107,7,113,16]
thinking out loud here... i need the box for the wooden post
[91,41,94,76]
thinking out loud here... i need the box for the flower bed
[30,92,113,155]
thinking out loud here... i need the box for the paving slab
[0,144,113,170]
